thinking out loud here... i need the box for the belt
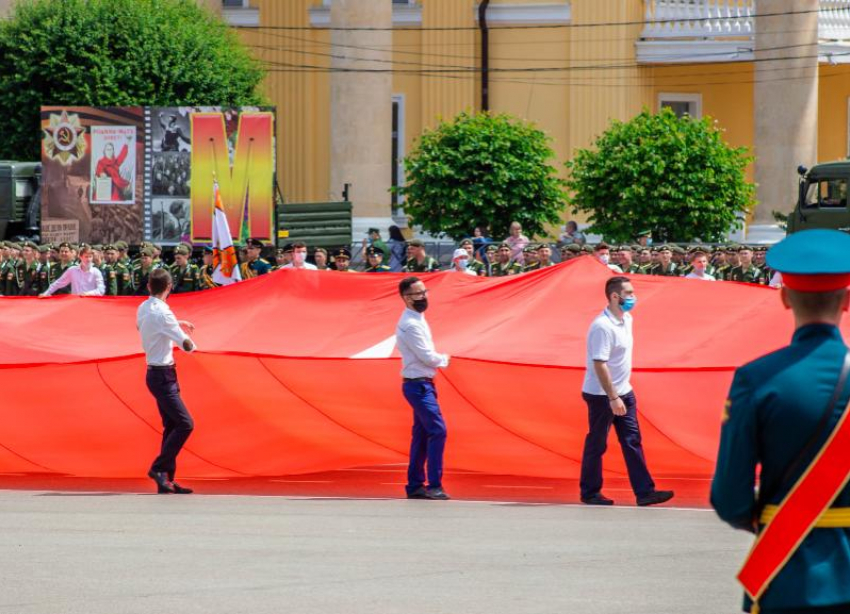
[404,377,433,383]
[760,504,850,528]
[147,364,175,371]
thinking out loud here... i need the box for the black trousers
[579,390,655,499]
[146,366,194,478]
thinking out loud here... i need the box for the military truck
[787,161,850,234]
[0,161,41,241]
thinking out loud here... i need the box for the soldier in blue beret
[712,229,850,613]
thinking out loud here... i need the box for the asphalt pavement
[0,489,751,614]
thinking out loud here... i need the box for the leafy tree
[565,108,755,243]
[397,111,566,240]
[0,0,266,159]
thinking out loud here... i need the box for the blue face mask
[620,296,637,312]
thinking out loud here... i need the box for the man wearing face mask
[282,242,317,270]
[396,276,451,500]
[579,276,674,507]
[594,243,623,273]
[449,248,477,276]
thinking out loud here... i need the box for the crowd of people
[0,222,782,297]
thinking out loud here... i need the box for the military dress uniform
[712,230,850,614]
[240,257,272,279]
[490,261,522,277]
[404,256,440,273]
[729,264,766,285]
[16,259,39,296]
[1,253,18,296]
[650,262,678,277]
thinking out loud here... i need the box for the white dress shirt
[282,262,318,270]
[136,297,195,366]
[44,265,105,296]
[582,308,633,397]
[685,272,716,281]
[395,308,449,379]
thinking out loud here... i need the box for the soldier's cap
[23,241,38,251]
[671,245,686,254]
[459,238,474,247]
[58,241,72,250]
[139,247,154,258]
[657,244,672,252]
[314,247,328,256]
[636,229,652,237]
[333,247,351,259]
[582,245,594,253]
[766,229,850,292]
[406,238,425,248]
[0,240,6,248]
[536,243,551,251]
[566,244,582,253]
[497,242,511,250]
[452,248,468,260]
[725,245,739,253]
[140,241,152,249]
[366,246,383,257]
[152,243,163,252]
[523,244,537,253]
[282,243,294,254]
[37,245,50,254]
[485,243,498,252]
[7,242,20,251]
[247,238,264,249]
[115,241,128,250]
[103,244,115,251]
[174,246,190,256]
[631,244,642,252]
[203,246,213,254]
[367,227,380,235]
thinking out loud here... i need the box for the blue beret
[766,230,850,275]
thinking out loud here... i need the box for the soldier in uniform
[361,227,389,262]
[560,243,581,263]
[115,241,131,268]
[132,247,162,296]
[48,242,75,295]
[35,245,52,295]
[16,241,41,296]
[650,245,678,276]
[200,246,218,290]
[459,238,485,276]
[272,247,287,271]
[331,247,356,272]
[491,243,522,277]
[729,246,766,285]
[99,245,118,296]
[363,246,391,272]
[712,229,850,614]
[314,247,329,271]
[483,243,499,276]
[619,245,642,274]
[170,245,200,293]
[522,244,540,272]
[240,238,272,279]
[404,239,440,273]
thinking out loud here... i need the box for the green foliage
[565,108,755,243]
[397,111,567,240]
[0,0,266,159]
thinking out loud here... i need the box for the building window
[658,93,702,119]
[392,95,405,211]
[222,0,247,6]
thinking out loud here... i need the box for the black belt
[404,377,433,383]
[147,364,175,371]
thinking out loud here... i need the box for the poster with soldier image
[90,125,136,204]
[152,152,190,198]
[151,108,192,153]
[151,198,190,243]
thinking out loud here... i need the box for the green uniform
[712,324,850,612]
[49,262,73,295]
[0,259,18,296]
[132,263,163,296]
[369,239,389,260]
[469,260,486,276]
[490,261,522,277]
[170,263,201,293]
[16,260,40,296]
[364,264,391,273]
[404,256,440,273]
[36,262,51,295]
[650,262,678,277]
[729,264,766,285]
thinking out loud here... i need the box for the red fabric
[0,258,804,479]
[94,144,129,200]
[781,272,850,292]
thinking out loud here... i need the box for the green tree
[397,111,566,240]
[565,108,755,243]
[0,0,266,159]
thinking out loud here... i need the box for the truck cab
[0,161,41,241]
[788,161,850,234]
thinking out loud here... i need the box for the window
[658,93,702,119]
[392,94,405,211]
[222,0,247,6]
[804,179,848,209]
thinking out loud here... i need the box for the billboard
[40,106,276,245]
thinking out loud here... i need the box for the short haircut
[292,241,307,250]
[605,276,630,300]
[399,276,421,297]
[314,247,328,256]
[692,251,707,259]
[77,245,93,256]
[785,287,847,320]
[594,243,609,252]
[148,268,172,295]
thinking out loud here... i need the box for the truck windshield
[804,178,848,209]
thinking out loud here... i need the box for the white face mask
[456,258,468,269]
[293,251,306,265]
[598,254,610,265]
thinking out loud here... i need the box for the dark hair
[567,221,578,231]
[149,268,172,295]
[604,276,630,301]
[399,276,421,296]
[388,225,405,242]
[292,241,307,250]
[594,243,609,252]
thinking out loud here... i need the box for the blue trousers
[146,367,194,479]
[403,380,446,493]
[579,390,655,499]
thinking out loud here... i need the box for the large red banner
[0,259,797,479]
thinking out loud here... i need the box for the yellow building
[219,0,850,238]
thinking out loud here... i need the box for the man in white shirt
[282,241,317,270]
[396,276,451,500]
[580,276,674,507]
[40,244,105,296]
[594,243,624,273]
[684,252,716,281]
[137,268,197,494]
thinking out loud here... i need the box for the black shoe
[425,487,451,500]
[636,490,674,507]
[406,486,428,499]
[581,493,614,506]
[171,482,193,494]
[148,470,175,494]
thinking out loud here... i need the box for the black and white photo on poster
[152,152,190,197]
[150,198,190,243]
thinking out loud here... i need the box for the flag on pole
[211,179,241,286]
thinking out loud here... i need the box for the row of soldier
[0,236,778,297]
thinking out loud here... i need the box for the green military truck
[0,161,41,241]
[787,161,850,234]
